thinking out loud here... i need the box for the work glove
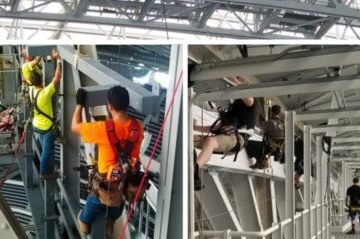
[76,88,87,106]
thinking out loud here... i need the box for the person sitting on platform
[346,177,360,234]
[249,104,284,170]
[29,49,61,179]
[71,86,144,236]
[193,77,256,191]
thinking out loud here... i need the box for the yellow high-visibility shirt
[22,62,42,86]
[30,83,56,131]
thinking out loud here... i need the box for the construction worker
[29,49,61,179]
[193,77,256,191]
[250,105,285,169]
[71,86,144,236]
[346,177,360,234]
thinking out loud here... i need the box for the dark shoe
[250,160,266,169]
[347,229,355,234]
[78,212,90,235]
[40,171,59,180]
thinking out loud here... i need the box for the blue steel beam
[57,45,160,116]
[27,45,56,56]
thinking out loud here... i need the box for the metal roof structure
[1,0,360,40]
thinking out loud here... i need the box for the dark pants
[79,194,125,225]
[349,206,360,221]
[246,140,264,161]
[33,127,55,174]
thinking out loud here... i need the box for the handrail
[196,203,327,237]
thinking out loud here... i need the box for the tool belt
[123,171,149,203]
[89,171,124,207]
[89,169,149,206]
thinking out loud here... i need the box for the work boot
[250,160,265,169]
[194,162,202,191]
[346,229,355,234]
[106,221,114,235]
[263,158,270,169]
[78,213,90,235]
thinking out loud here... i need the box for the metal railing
[195,203,330,239]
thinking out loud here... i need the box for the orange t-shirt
[79,119,144,174]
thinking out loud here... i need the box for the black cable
[161,0,169,40]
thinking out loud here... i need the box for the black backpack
[208,105,246,162]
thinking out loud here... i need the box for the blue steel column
[285,111,295,239]
[44,178,57,239]
[24,127,33,189]
[61,59,80,234]
[303,125,311,239]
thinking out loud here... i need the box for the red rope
[0,130,27,189]
[119,70,183,239]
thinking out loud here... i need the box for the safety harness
[209,107,245,162]
[105,118,138,168]
[263,117,285,163]
[30,87,56,131]
[89,118,147,206]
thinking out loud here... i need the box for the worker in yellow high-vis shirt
[29,49,61,179]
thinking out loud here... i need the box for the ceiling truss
[1,0,360,39]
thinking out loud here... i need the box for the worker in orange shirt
[71,86,144,236]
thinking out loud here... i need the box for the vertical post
[270,179,278,224]
[61,58,80,235]
[44,178,56,239]
[154,44,183,239]
[316,136,322,238]
[322,147,327,239]
[285,111,295,239]
[189,86,194,239]
[341,161,346,227]
[304,125,311,239]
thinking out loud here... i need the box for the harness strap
[105,118,139,165]
[31,87,56,124]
